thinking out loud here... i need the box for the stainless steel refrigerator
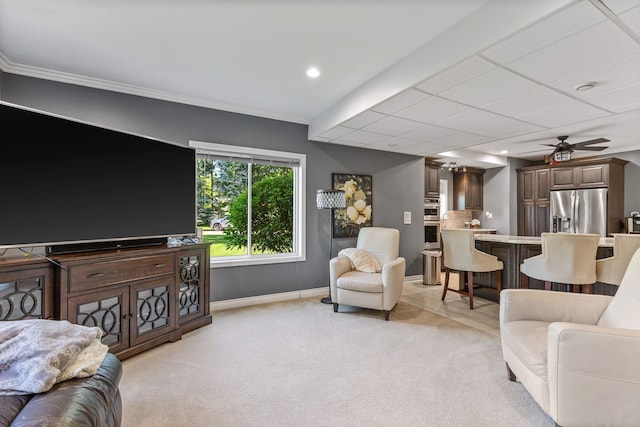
[550,188,608,236]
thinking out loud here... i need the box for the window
[189,141,306,267]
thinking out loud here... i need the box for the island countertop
[474,233,614,247]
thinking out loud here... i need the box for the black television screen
[0,102,196,250]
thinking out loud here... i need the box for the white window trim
[189,140,306,268]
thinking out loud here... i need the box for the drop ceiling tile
[549,53,640,104]
[341,110,386,129]
[369,136,425,151]
[394,96,471,124]
[439,68,542,107]
[400,124,459,142]
[619,5,640,37]
[482,1,606,64]
[318,125,354,140]
[585,83,640,112]
[362,115,424,136]
[482,85,574,117]
[414,56,496,95]
[427,131,491,149]
[602,0,640,14]
[435,108,510,135]
[507,21,640,84]
[336,129,387,144]
[371,89,430,115]
[479,119,546,139]
[517,100,611,127]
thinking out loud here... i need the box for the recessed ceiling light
[306,67,320,78]
[575,82,597,91]
[500,150,508,154]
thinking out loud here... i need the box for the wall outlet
[403,211,411,224]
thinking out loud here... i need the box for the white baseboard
[209,275,425,311]
[210,287,329,312]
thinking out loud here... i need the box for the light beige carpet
[120,292,553,427]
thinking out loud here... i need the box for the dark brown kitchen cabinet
[550,162,615,190]
[518,158,627,236]
[518,168,550,236]
[453,168,484,210]
[424,160,440,198]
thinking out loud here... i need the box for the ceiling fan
[546,135,609,162]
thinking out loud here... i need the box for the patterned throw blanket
[0,319,108,395]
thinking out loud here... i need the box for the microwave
[626,214,640,233]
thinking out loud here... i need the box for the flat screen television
[0,102,196,252]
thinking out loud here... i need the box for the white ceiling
[1,0,639,168]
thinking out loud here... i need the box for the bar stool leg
[441,268,451,301]
[467,271,474,310]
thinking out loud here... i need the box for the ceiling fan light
[554,151,571,162]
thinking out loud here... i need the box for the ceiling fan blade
[574,137,610,146]
[573,145,608,151]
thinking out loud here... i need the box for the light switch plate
[403,211,411,224]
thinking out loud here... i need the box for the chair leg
[384,310,390,321]
[496,270,502,296]
[441,268,451,301]
[467,271,474,310]
[506,363,517,382]
[521,272,528,289]
[544,281,552,291]
[333,303,338,313]
[583,284,593,294]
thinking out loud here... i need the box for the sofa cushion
[500,320,550,379]
[598,248,640,329]
[338,248,381,273]
[336,271,383,293]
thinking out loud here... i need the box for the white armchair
[329,227,406,320]
[500,247,640,427]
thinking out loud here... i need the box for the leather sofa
[0,352,122,427]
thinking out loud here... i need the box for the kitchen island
[470,233,616,301]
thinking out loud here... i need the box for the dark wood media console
[0,243,211,360]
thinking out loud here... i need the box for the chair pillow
[338,248,382,273]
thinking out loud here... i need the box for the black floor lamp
[316,188,346,304]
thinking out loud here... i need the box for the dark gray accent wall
[1,73,425,301]
[613,151,640,214]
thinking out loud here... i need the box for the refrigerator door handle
[573,192,579,233]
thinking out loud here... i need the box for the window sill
[209,253,306,268]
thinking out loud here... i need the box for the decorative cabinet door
[130,277,176,346]
[0,265,54,320]
[177,249,206,325]
[68,285,130,354]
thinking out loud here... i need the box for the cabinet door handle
[152,263,165,268]
[87,272,105,278]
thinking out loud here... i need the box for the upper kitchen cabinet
[424,159,440,198]
[549,159,626,190]
[453,167,484,210]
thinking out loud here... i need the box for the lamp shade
[316,189,346,209]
